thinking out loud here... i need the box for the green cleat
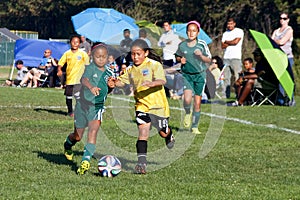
[183,113,192,128]
[77,160,90,175]
[64,149,74,161]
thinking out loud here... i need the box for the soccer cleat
[165,133,175,149]
[191,127,201,134]
[77,160,90,175]
[135,163,147,174]
[64,149,74,161]
[183,113,192,128]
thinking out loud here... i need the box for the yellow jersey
[58,49,90,85]
[118,57,170,117]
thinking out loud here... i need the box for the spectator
[138,29,151,47]
[108,54,120,77]
[271,13,294,67]
[119,29,133,55]
[5,60,28,87]
[221,18,244,98]
[37,49,58,87]
[208,56,224,86]
[118,29,133,68]
[158,20,182,67]
[79,35,91,57]
[157,20,182,98]
[229,48,278,106]
[234,57,255,100]
[57,34,90,117]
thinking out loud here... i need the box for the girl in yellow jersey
[116,39,175,174]
[57,35,90,117]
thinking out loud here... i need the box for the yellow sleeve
[117,68,130,85]
[153,62,166,82]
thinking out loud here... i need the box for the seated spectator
[208,56,224,85]
[164,63,183,99]
[229,48,278,106]
[38,49,58,87]
[108,54,120,77]
[5,60,28,87]
[234,57,255,99]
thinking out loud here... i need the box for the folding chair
[250,77,278,107]
[38,73,49,87]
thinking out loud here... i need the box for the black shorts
[64,84,82,99]
[136,111,169,133]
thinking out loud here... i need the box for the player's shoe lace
[77,160,90,175]
[135,163,147,174]
[183,113,192,128]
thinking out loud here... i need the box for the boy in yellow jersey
[115,39,175,174]
[57,34,90,117]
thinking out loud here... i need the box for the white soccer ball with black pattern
[97,155,122,177]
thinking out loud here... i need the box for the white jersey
[222,27,244,59]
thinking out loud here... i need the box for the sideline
[1,95,299,135]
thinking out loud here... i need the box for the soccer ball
[97,155,122,177]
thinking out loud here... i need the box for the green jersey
[175,39,211,74]
[81,63,114,109]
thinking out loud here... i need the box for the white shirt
[222,28,244,59]
[157,30,182,61]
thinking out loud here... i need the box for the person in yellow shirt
[115,39,175,174]
[57,35,90,117]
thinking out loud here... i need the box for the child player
[175,21,211,134]
[57,34,90,117]
[63,43,115,175]
[115,39,175,174]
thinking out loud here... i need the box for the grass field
[0,63,300,200]
[1,68,300,199]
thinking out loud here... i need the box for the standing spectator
[271,13,294,68]
[5,60,28,87]
[221,18,244,98]
[119,29,133,68]
[175,21,211,134]
[158,20,181,67]
[271,12,295,106]
[115,39,175,174]
[138,29,151,47]
[119,29,133,55]
[57,34,90,117]
[79,35,91,57]
[63,43,115,175]
[157,20,182,97]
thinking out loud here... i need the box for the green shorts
[182,73,206,96]
[74,101,105,128]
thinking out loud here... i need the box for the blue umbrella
[71,8,139,45]
[171,23,212,44]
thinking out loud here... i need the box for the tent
[9,39,69,80]
[14,39,69,67]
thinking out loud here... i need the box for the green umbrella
[135,20,163,39]
[249,29,294,99]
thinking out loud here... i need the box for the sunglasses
[280,17,288,20]
[44,51,51,53]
